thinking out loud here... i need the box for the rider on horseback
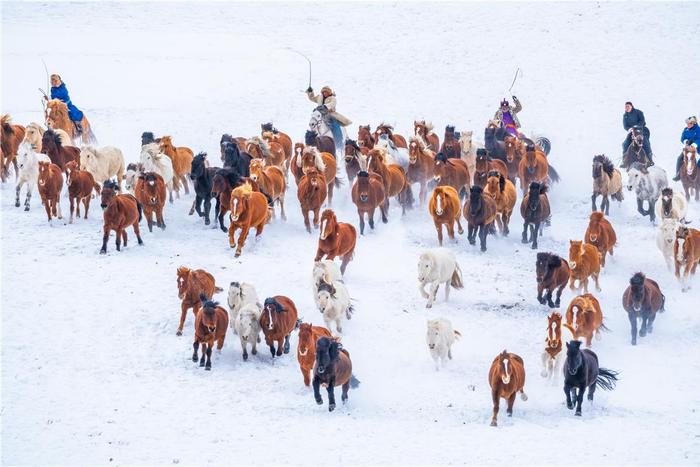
[43,74,84,133]
[306,85,352,153]
[673,116,699,181]
[493,96,522,137]
[622,101,652,164]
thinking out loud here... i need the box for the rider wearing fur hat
[673,115,700,181]
[306,85,351,156]
[493,96,522,136]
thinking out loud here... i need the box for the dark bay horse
[313,337,360,412]
[563,340,618,416]
[622,272,665,345]
[306,130,335,157]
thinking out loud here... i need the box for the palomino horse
[433,152,470,198]
[458,131,481,185]
[568,240,601,294]
[249,159,286,220]
[484,171,516,236]
[367,148,411,215]
[260,296,299,358]
[176,266,221,336]
[374,123,407,149]
[440,125,461,159]
[297,323,332,386]
[344,139,366,184]
[585,211,617,267]
[429,185,464,246]
[229,182,271,257]
[564,293,606,347]
[520,182,550,250]
[473,149,508,188]
[160,136,194,195]
[46,99,95,144]
[488,350,527,427]
[192,294,229,371]
[297,168,328,233]
[535,252,570,308]
[680,144,700,201]
[99,180,143,254]
[315,209,357,275]
[591,154,624,214]
[408,136,435,205]
[414,120,440,152]
[464,185,497,252]
[22,122,44,152]
[357,125,375,149]
[622,272,665,345]
[563,341,618,416]
[674,226,700,292]
[313,337,359,412]
[1,115,26,181]
[351,171,387,234]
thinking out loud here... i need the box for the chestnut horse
[297,323,332,386]
[357,125,376,149]
[1,114,25,181]
[65,160,99,223]
[585,211,616,267]
[433,152,470,198]
[568,240,601,294]
[484,171,516,236]
[37,161,64,222]
[300,146,338,204]
[623,272,665,345]
[520,182,550,250]
[440,125,461,159]
[344,139,366,184]
[313,337,359,412]
[135,172,167,232]
[367,148,411,214]
[564,294,606,347]
[192,294,229,371]
[518,145,549,194]
[41,128,79,172]
[246,136,286,170]
[429,185,463,246]
[298,168,328,233]
[315,209,357,275]
[503,135,524,186]
[46,99,96,144]
[249,159,286,220]
[408,136,435,205]
[159,135,193,195]
[488,350,527,427]
[211,168,242,232]
[535,252,570,308]
[680,144,700,201]
[176,266,221,336]
[351,171,387,234]
[674,226,700,292]
[374,123,407,148]
[261,122,293,160]
[260,296,299,358]
[99,180,143,254]
[414,120,440,152]
[473,149,508,188]
[229,182,271,257]
[464,185,497,252]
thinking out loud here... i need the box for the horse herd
[2,112,699,421]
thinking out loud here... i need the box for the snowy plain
[2,1,700,465]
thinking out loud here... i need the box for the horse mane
[526,144,536,153]
[661,187,673,197]
[476,148,488,157]
[103,179,120,191]
[261,122,277,133]
[593,154,615,177]
[305,130,318,145]
[264,297,284,312]
[435,152,448,162]
[303,146,326,171]
[377,122,393,131]
[247,136,271,157]
[317,281,335,296]
[445,125,455,134]
[44,128,62,148]
[346,138,362,152]
[630,272,645,286]
[409,135,428,151]
[0,114,12,133]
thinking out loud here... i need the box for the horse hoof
[205,366,211,371]
[328,404,335,412]
[531,244,538,250]
[199,361,205,367]
[575,411,582,416]
[234,251,241,258]
[567,402,574,410]
[176,330,183,336]
[99,250,106,255]
[631,339,637,346]
[316,399,323,405]
[490,421,497,427]
[192,356,197,362]
[14,202,20,207]
[252,348,258,354]
[242,353,248,361]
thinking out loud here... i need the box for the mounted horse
[309,108,343,156]
[622,126,650,168]
[680,144,700,201]
[414,120,440,152]
[623,272,665,345]
[488,350,527,427]
[45,99,95,144]
[374,123,407,149]
[408,136,435,205]
[591,154,624,214]
[563,341,618,417]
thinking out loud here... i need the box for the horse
[141,143,176,203]
[219,133,247,154]
[488,350,527,427]
[37,161,64,222]
[433,152,470,198]
[79,144,125,189]
[191,294,229,371]
[367,148,411,215]
[622,126,650,168]
[312,260,342,308]
[211,168,244,232]
[160,136,194,195]
[297,168,328,233]
[535,252,570,308]
[45,99,95,144]
[309,109,345,156]
[591,154,624,214]
[540,312,575,386]
[418,248,463,308]
[65,160,99,223]
[518,145,550,194]
[564,294,606,347]
[22,122,44,152]
[343,139,365,184]
[233,303,262,361]
[99,180,143,254]
[229,182,271,257]
[626,162,668,223]
[656,187,688,222]
[484,126,509,161]
[261,122,293,160]
[260,296,299,358]
[299,146,338,204]
[15,142,47,211]
[176,266,221,336]
[357,125,376,149]
[464,185,497,252]
[317,280,353,334]
[408,136,435,205]
[520,182,550,249]
[141,131,159,147]
[458,130,482,185]
[440,125,461,159]
[134,172,167,232]
[124,162,143,195]
[674,226,700,292]
[568,240,601,294]
[313,337,359,412]
[502,135,524,186]
[315,209,357,275]
[473,149,508,188]
[426,318,461,371]
[297,323,333,386]
[305,129,336,157]
[221,141,252,177]
[680,144,700,201]
[374,122,407,148]
[247,136,286,170]
[563,340,618,416]
[585,211,617,267]
[351,171,387,234]
[623,272,665,345]
[428,186,464,246]
[227,281,260,329]
[414,120,440,152]
[657,218,681,271]
[41,128,79,172]
[189,153,220,225]
[249,159,286,220]
[484,171,516,236]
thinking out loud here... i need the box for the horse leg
[228,224,237,249]
[114,227,123,251]
[639,313,648,338]
[531,222,541,249]
[537,283,545,305]
[646,312,656,334]
[327,181,334,207]
[468,224,476,245]
[444,280,451,302]
[380,203,388,224]
[15,181,22,207]
[192,341,199,362]
[426,281,439,308]
[69,196,75,224]
[490,389,500,426]
[157,206,166,230]
[593,272,601,292]
[564,382,574,410]
[279,193,287,221]
[479,224,488,252]
[582,277,589,294]
[145,208,153,232]
[24,184,33,211]
[636,198,646,216]
[283,335,291,354]
[540,352,550,378]
[276,338,284,356]
[341,381,350,404]
[205,343,212,370]
[312,208,321,230]
[368,207,375,230]
[235,226,250,257]
[203,197,212,225]
[506,392,516,416]
[83,196,90,219]
[419,281,429,300]
[357,209,366,235]
[575,384,585,416]
[591,192,597,212]
[181,175,190,195]
[303,209,311,233]
[133,219,144,245]
[587,380,596,401]
[521,220,529,244]
[604,195,610,215]
[313,375,323,405]
[446,221,456,243]
[555,284,565,308]
[100,225,111,254]
[435,221,444,246]
[340,254,351,276]
[269,341,276,358]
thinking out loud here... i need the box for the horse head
[565,341,583,375]
[525,144,538,173]
[629,272,646,312]
[568,240,584,270]
[263,297,285,332]
[198,294,220,334]
[527,182,544,213]
[100,179,120,209]
[190,152,208,180]
[248,159,264,183]
[315,337,340,374]
[545,312,563,349]
[468,185,485,218]
[356,171,371,202]
[42,128,61,153]
[316,281,336,311]
[297,323,314,357]
[230,182,254,222]
[176,267,191,299]
[587,211,605,243]
[496,350,513,385]
[536,252,559,283]
[660,188,675,217]
[65,160,80,186]
[319,209,337,241]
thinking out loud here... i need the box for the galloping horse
[45,99,95,144]
[260,296,299,358]
[564,294,606,347]
[520,182,550,249]
[429,186,463,245]
[414,120,440,152]
[464,185,497,252]
[374,123,407,149]
[622,272,665,345]
[351,171,387,234]
[563,341,618,417]
[473,149,508,188]
[585,211,617,267]
[313,337,359,412]
[408,136,435,205]
[261,122,293,161]
[297,323,332,386]
[591,154,624,214]
[1,115,25,181]
[297,168,328,233]
[315,209,357,275]
[433,152,470,198]
[622,126,650,168]
[440,125,461,159]
[309,108,344,156]
[488,350,527,427]
[503,135,524,186]
[367,148,411,215]
[518,145,549,194]
[484,171,516,236]
[357,125,376,149]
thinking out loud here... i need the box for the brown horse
[680,145,700,201]
[65,160,99,223]
[518,145,549,194]
[357,125,376,149]
[249,159,286,220]
[585,211,616,267]
[229,182,271,257]
[674,226,700,292]
[41,128,80,172]
[564,294,605,348]
[591,154,624,214]
[191,294,229,371]
[414,120,440,152]
[503,135,524,186]
[313,337,359,412]
[568,240,601,294]
[46,99,95,144]
[433,152,470,197]
[473,149,508,187]
[344,139,366,184]
[367,148,410,215]
[135,172,167,232]
[1,115,25,181]
[316,209,357,275]
[429,185,463,245]
[300,146,338,204]
[374,123,407,148]
[261,122,293,160]
[488,350,527,427]
[464,185,498,251]
[535,252,570,308]
[440,125,461,159]
[99,180,143,254]
[246,136,286,170]
[623,272,665,345]
[211,168,243,232]
[260,296,299,358]
[37,161,64,222]
[483,171,516,236]
[159,136,193,195]
[176,266,221,336]
[298,168,327,233]
[297,323,332,386]
[520,182,551,249]
[408,136,435,205]
[351,171,387,234]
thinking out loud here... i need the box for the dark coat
[681,123,700,146]
[623,108,646,131]
[50,83,84,122]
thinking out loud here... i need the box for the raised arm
[512,96,522,114]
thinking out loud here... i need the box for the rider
[306,85,352,150]
[44,74,84,133]
[622,101,652,163]
[493,96,522,136]
[673,115,699,181]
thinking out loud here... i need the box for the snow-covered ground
[2,1,700,465]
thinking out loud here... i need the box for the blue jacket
[50,83,84,122]
[681,123,700,146]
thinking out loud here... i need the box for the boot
[673,154,683,181]
[74,120,83,135]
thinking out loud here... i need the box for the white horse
[626,162,668,223]
[227,281,260,333]
[309,108,346,157]
[458,130,482,185]
[375,133,409,171]
[124,163,143,195]
[317,280,353,334]
[426,318,461,371]
[141,143,175,202]
[233,303,262,361]
[80,145,125,189]
[418,249,464,308]
[15,142,49,211]
[312,260,342,307]
[655,187,688,222]
[657,218,681,271]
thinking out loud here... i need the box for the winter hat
[321,86,334,95]
[686,116,697,125]
[500,99,509,108]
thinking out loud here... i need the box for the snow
[2,1,700,465]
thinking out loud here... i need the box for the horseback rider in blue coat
[44,74,84,133]
[673,115,700,181]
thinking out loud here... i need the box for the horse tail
[214,286,224,293]
[451,263,464,289]
[596,368,619,391]
[660,293,666,313]
[536,136,551,156]
[86,125,97,145]
[349,375,361,389]
[599,321,611,332]
[548,165,561,184]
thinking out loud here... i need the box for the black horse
[189,152,220,226]
[221,141,252,177]
[313,337,360,412]
[520,182,550,249]
[305,130,336,157]
[485,127,550,161]
[465,185,497,252]
[563,341,618,416]
[141,131,158,147]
